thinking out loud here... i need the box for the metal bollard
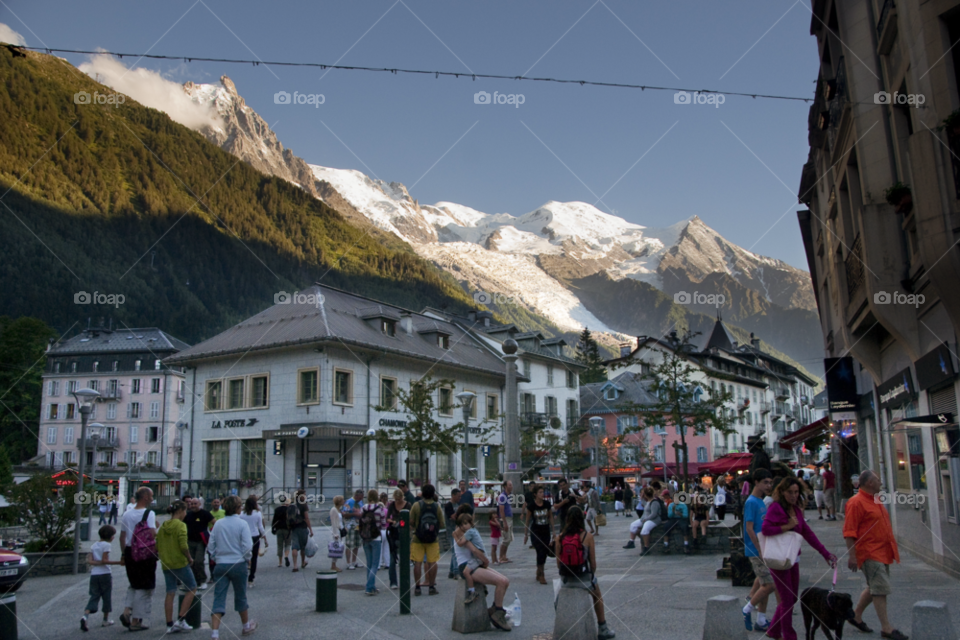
[178,588,202,629]
[0,594,17,640]
[315,571,337,613]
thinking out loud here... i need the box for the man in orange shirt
[843,469,907,640]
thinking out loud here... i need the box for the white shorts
[629,519,658,536]
[586,508,597,522]
[615,501,624,511]
[814,490,825,507]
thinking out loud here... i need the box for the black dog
[800,587,855,639]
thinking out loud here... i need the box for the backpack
[654,497,668,521]
[131,509,157,562]
[414,501,439,543]
[359,507,380,542]
[557,531,587,577]
[286,503,302,527]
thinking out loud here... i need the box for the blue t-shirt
[344,498,363,530]
[497,492,512,518]
[667,502,688,519]
[743,495,766,557]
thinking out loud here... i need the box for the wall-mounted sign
[482,445,491,457]
[211,418,258,429]
[915,343,957,391]
[824,357,859,412]
[378,418,408,428]
[273,441,283,455]
[877,367,916,409]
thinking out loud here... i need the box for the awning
[889,413,956,430]
[700,453,752,475]
[779,417,831,448]
[640,462,701,478]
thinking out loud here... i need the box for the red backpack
[131,509,157,562]
[557,531,587,577]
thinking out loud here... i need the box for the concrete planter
[23,550,88,576]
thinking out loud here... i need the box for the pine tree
[575,328,607,383]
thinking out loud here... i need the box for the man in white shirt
[118,487,157,630]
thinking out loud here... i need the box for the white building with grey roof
[166,285,513,502]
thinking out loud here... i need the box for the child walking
[157,500,197,633]
[81,525,120,632]
[453,513,489,605]
[489,509,501,566]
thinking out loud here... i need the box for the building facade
[797,0,960,577]
[166,286,512,502]
[36,327,190,499]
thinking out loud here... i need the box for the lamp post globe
[71,389,100,574]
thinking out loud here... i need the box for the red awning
[779,417,831,449]
[700,453,753,475]
[640,462,701,478]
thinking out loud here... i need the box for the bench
[451,580,491,634]
[553,587,597,640]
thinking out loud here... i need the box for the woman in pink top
[761,476,836,640]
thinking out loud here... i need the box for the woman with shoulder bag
[239,495,267,588]
[761,476,836,640]
[328,496,345,572]
[271,500,291,568]
[386,489,407,590]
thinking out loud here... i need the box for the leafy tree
[367,377,494,485]
[0,316,57,463]
[619,331,737,483]
[11,473,77,552]
[575,328,607,383]
[0,446,12,495]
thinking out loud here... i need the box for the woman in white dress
[329,496,344,572]
[378,492,390,569]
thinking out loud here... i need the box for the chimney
[750,332,761,350]
[619,343,632,357]
[636,336,645,348]
[477,310,492,327]
[400,311,413,336]
[468,311,477,322]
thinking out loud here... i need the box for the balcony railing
[713,446,728,457]
[758,401,771,414]
[566,415,582,430]
[827,57,847,148]
[98,388,122,401]
[773,386,791,400]
[520,412,549,429]
[845,234,865,300]
[77,437,120,450]
[772,402,789,417]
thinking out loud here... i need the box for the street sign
[482,445,491,457]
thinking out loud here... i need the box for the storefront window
[207,441,230,479]
[240,440,265,483]
[378,449,397,481]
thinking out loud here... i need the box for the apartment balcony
[773,386,791,401]
[758,401,771,414]
[520,412,549,429]
[77,437,120,450]
[771,402,789,417]
[97,388,122,401]
[566,415,582,430]
[826,57,848,149]
[713,446,728,457]
[845,235,865,300]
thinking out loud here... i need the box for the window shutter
[930,386,958,415]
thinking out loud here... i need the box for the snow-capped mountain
[181,76,820,365]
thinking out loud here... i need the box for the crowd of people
[74,463,903,639]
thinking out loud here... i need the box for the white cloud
[0,22,27,46]
[78,54,223,132]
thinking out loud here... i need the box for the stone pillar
[912,600,956,640]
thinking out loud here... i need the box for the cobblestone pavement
[8,513,960,639]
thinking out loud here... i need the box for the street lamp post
[456,392,477,486]
[589,417,604,489]
[501,340,521,509]
[87,426,104,536]
[72,388,100,575]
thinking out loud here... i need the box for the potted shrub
[439,474,456,486]
[884,182,912,214]
[117,462,128,468]
[97,461,108,467]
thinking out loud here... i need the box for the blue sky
[2,0,820,269]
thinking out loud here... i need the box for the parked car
[0,547,29,592]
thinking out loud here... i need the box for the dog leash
[830,566,837,593]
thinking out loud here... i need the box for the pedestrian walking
[761,476,836,640]
[208,495,257,637]
[714,482,728,521]
[184,498,214,590]
[80,525,120,632]
[118,487,158,631]
[453,512,512,630]
[555,506,616,640]
[489,505,501,565]
[844,470,907,640]
[157,500,197,633]
[741,469,776,632]
[206,498,226,588]
[444,488,461,579]
[458,480,475,515]
[623,483,634,515]
[98,498,108,526]
[239,495,266,588]
[397,479,415,505]
[822,463,838,520]
[410,483,445,596]
[329,496,345,573]
[386,489,408,589]
[812,465,826,519]
[613,485,624,517]
[496,480,515,564]
[378,493,390,570]
[523,483,554,585]
[289,489,314,572]
[271,498,291,568]
[343,489,364,570]
[109,497,119,525]
[360,489,387,595]
[624,487,661,555]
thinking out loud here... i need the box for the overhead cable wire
[16,45,815,104]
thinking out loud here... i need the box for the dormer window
[381,319,396,337]
[438,334,449,349]
[604,387,617,401]
[692,386,704,403]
